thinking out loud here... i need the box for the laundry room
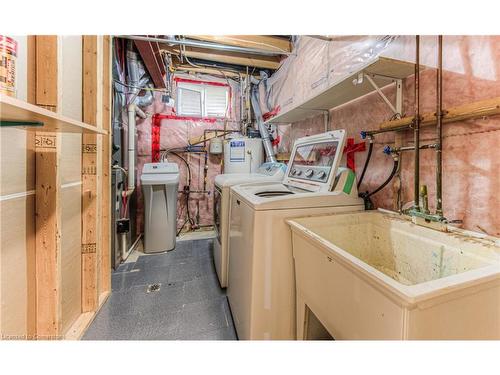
[1,1,500,374]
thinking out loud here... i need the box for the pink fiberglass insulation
[269,35,500,236]
[135,73,241,234]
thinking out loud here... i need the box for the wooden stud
[100,36,112,293]
[25,35,37,340]
[35,36,58,108]
[81,36,99,312]
[32,36,62,339]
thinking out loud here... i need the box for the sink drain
[146,283,161,293]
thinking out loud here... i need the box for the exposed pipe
[127,104,137,193]
[413,35,421,210]
[436,35,444,215]
[384,143,438,154]
[251,86,277,163]
[136,83,154,107]
[125,43,153,195]
[117,35,290,57]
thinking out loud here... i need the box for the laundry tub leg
[296,291,308,340]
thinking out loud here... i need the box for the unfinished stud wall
[0,35,35,339]
[274,36,500,236]
[58,36,83,335]
[0,35,110,340]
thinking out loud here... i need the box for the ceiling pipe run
[117,35,290,57]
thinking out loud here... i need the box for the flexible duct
[250,82,276,163]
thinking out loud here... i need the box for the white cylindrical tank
[223,137,264,174]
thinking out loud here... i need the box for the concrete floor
[83,238,237,340]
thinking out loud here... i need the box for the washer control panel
[283,130,347,193]
[289,165,331,182]
[256,162,287,176]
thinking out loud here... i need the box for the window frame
[175,77,231,119]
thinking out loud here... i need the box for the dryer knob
[305,169,314,178]
[318,171,327,179]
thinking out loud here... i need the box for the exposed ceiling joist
[161,45,281,70]
[133,40,166,88]
[175,65,259,79]
[188,35,291,54]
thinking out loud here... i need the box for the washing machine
[213,162,287,288]
[226,130,365,340]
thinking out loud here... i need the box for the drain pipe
[250,80,276,163]
[125,43,154,195]
[127,104,146,194]
[435,35,444,216]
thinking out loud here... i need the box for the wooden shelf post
[31,35,63,339]
[81,36,99,312]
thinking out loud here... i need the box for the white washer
[213,162,286,288]
[227,130,364,340]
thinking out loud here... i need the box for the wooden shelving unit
[265,57,418,124]
[0,95,107,134]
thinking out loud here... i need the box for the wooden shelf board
[266,57,419,124]
[0,95,107,134]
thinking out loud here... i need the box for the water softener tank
[223,137,264,174]
[141,162,179,253]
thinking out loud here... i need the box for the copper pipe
[436,35,444,215]
[413,35,421,210]
[390,143,438,153]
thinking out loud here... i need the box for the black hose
[363,158,399,199]
[168,151,192,185]
[357,141,373,189]
[168,151,195,235]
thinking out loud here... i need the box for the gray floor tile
[168,260,203,283]
[177,297,231,337]
[133,265,171,286]
[83,311,140,340]
[115,263,136,273]
[131,309,181,340]
[111,269,141,292]
[85,239,234,341]
[184,273,224,304]
[191,239,213,259]
[145,281,186,313]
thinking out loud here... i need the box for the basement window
[176,79,229,118]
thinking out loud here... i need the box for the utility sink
[287,211,500,339]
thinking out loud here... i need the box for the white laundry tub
[287,211,500,339]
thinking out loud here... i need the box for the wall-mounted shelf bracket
[363,73,403,116]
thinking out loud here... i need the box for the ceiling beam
[174,65,259,79]
[133,40,166,88]
[188,35,291,54]
[161,45,281,70]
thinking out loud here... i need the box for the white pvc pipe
[127,104,136,194]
